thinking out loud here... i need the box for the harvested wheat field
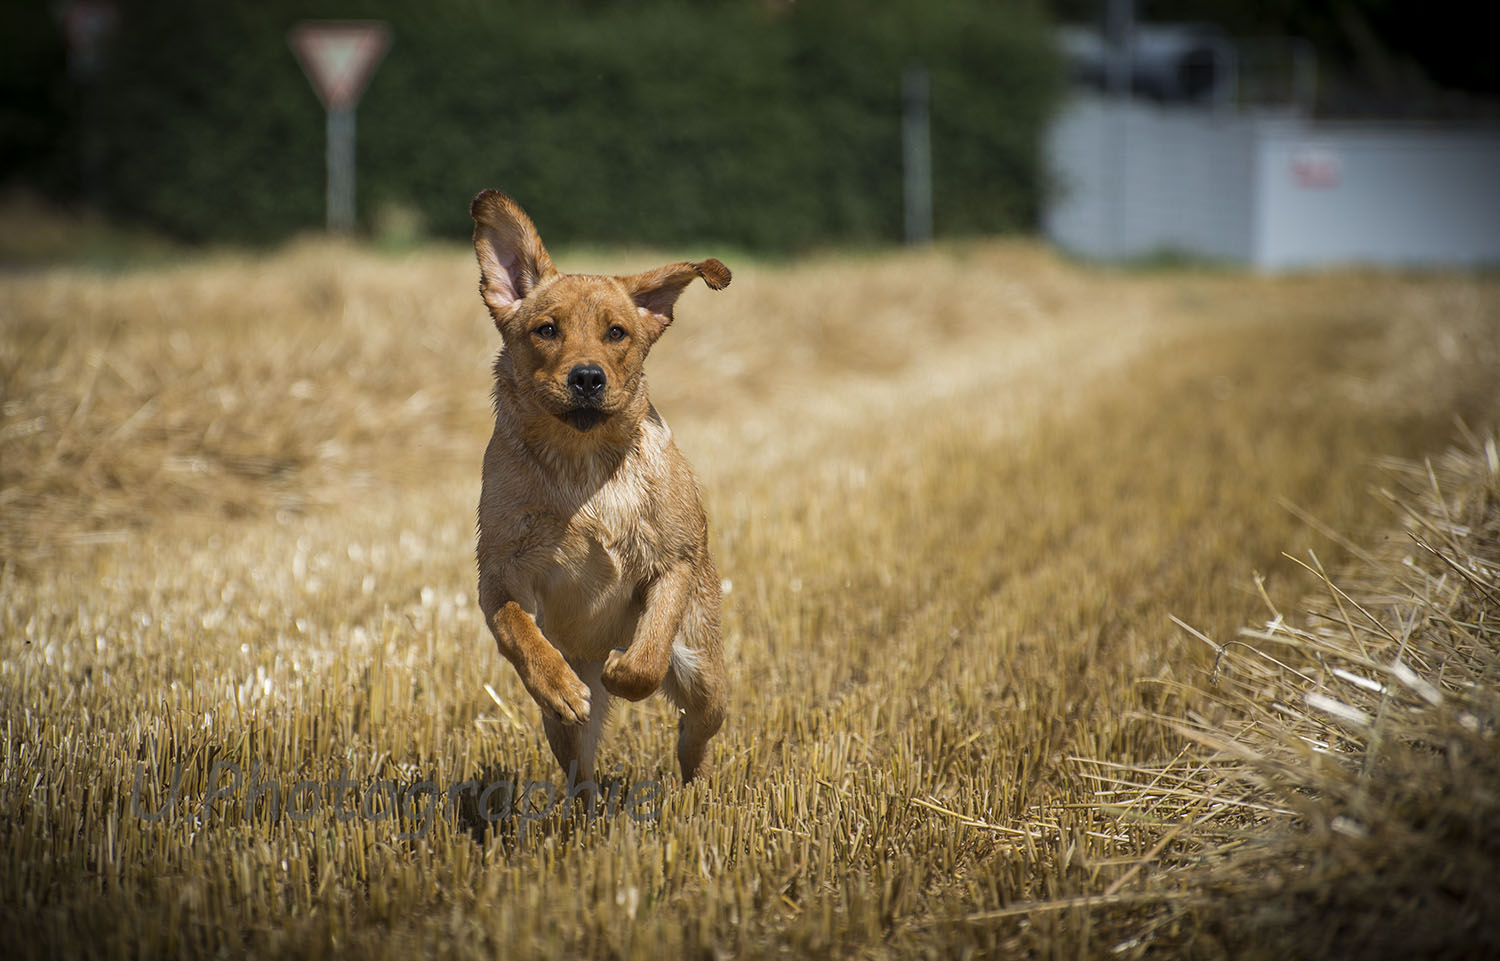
[2,239,1498,959]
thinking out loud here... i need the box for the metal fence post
[902,63,933,245]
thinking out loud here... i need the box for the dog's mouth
[558,407,610,432]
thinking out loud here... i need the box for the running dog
[470,189,728,783]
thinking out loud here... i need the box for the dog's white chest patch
[533,463,657,660]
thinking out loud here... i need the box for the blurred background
[2,0,1498,265]
[4,9,1499,955]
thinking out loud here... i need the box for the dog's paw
[525,663,591,724]
[602,648,665,702]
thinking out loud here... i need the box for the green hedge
[77,0,1060,249]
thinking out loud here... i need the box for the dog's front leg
[491,600,592,723]
[602,564,691,702]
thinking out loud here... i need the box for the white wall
[1044,95,1257,262]
[1254,122,1500,269]
[1044,95,1500,269]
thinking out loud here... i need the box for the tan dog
[470,189,728,784]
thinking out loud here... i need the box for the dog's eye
[533,322,557,339]
[606,325,628,342]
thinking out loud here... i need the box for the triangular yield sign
[290,21,390,111]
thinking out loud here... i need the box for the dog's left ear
[617,259,731,338]
[471,189,558,328]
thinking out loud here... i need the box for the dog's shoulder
[632,406,710,558]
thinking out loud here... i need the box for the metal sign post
[326,107,356,232]
[58,0,119,208]
[902,63,933,245]
[289,21,390,233]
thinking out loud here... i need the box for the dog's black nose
[567,364,607,399]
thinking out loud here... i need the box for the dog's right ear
[471,190,557,328]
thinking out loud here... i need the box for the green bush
[78,0,1061,249]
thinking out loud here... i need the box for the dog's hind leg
[541,660,611,787]
[661,591,726,782]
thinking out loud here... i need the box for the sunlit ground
[2,237,1497,958]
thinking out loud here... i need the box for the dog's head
[470,189,730,434]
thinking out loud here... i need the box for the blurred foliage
[0,5,70,189]
[1126,0,1500,97]
[1,0,1061,249]
[1052,0,1500,118]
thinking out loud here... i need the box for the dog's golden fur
[470,189,728,783]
